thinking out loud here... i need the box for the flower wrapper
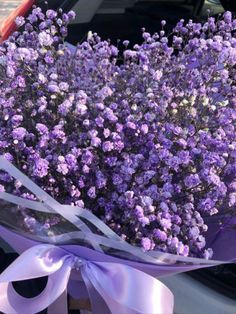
[0,7,235,261]
[0,156,235,314]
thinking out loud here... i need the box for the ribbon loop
[0,245,69,282]
[0,244,174,314]
[0,245,72,314]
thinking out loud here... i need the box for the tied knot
[72,256,85,271]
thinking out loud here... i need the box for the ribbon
[0,157,233,314]
[0,244,174,314]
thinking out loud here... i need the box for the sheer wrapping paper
[0,156,235,314]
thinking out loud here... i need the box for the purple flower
[33,158,49,178]
[168,156,181,170]
[95,117,104,127]
[105,157,117,167]
[207,173,220,185]
[112,174,123,185]
[96,172,107,188]
[46,10,57,19]
[153,69,163,81]
[59,82,69,91]
[170,237,179,248]
[17,48,31,61]
[189,226,200,239]
[81,151,93,165]
[57,163,69,175]
[160,202,169,212]
[224,11,232,24]
[95,103,104,110]
[229,193,236,207]
[65,154,77,169]
[11,115,23,126]
[177,150,190,164]
[91,137,101,147]
[177,243,189,256]
[184,174,201,188]
[203,248,213,260]
[139,216,150,226]
[103,128,110,138]
[140,195,153,207]
[15,16,25,27]
[3,153,13,162]
[87,186,96,199]
[172,215,182,225]
[126,121,136,129]
[160,218,172,229]
[76,104,87,115]
[104,108,117,122]
[141,237,152,251]
[38,31,53,46]
[44,53,54,64]
[36,123,48,135]
[102,141,114,152]
[141,124,149,134]
[67,10,76,21]
[12,127,27,140]
[153,229,167,241]
[48,83,60,93]
[58,100,72,115]
[125,190,134,200]
[135,205,144,218]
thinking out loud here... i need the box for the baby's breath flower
[0,8,235,258]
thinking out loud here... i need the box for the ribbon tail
[82,270,141,314]
[81,269,111,314]
[82,262,174,314]
[68,280,89,300]
[48,289,68,314]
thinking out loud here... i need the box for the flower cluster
[0,7,236,259]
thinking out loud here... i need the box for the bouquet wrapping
[0,5,236,314]
[0,156,234,314]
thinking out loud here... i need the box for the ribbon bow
[0,244,174,314]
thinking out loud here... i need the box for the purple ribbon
[0,239,174,314]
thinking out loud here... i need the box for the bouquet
[0,5,235,314]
